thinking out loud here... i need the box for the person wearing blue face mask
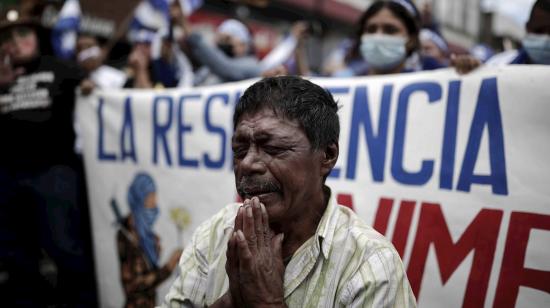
[116,172,182,308]
[488,0,550,65]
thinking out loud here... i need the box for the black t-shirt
[0,55,86,170]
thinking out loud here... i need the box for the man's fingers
[234,202,245,232]
[260,202,272,244]
[226,232,244,305]
[252,197,265,248]
[226,232,239,275]
[236,230,253,270]
[242,202,257,251]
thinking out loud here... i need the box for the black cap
[0,8,40,32]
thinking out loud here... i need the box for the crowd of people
[0,0,548,306]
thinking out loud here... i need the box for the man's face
[0,26,38,64]
[232,108,325,224]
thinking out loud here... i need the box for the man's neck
[273,186,330,261]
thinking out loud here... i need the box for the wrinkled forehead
[233,108,303,137]
[235,105,291,129]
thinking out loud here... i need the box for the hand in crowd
[450,53,481,74]
[79,79,95,96]
[0,54,24,86]
[224,197,286,308]
[290,21,309,42]
[170,1,191,37]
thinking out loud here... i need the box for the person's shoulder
[188,202,241,256]
[333,204,395,253]
[192,203,241,239]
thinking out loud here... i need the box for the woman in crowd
[324,0,478,76]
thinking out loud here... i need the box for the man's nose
[239,146,266,175]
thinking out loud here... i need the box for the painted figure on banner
[163,76,416,307]
[113,172,182,308]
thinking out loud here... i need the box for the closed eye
[263,145,287,155]
[232,146,248,159]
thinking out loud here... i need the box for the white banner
[78,66,550,307]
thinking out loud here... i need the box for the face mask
[77,46,101,62]
[360,34,407,71]
[522,34,550,65]
[217,42,234,57]
[143,207,159,226]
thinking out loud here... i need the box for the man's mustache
[237,176,281,198]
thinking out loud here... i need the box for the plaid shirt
[163,191,416,307]
[117,218,172,308]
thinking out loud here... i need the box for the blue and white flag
[128,0,170,43]
[178,0,204,16]
[51,0,81,59]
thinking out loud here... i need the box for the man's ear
[320,142,339,177]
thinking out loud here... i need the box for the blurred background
[0,0,536,73]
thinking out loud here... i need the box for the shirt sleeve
[339,247,417,308]
[186,33,262,81]
[162,221,211,308]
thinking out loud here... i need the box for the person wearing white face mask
[324,0,447,77]
[323,0,480,77]
[359,0,443,75]
[487,0,550,65]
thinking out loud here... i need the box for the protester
[420,28,449,66]
[163,76,416,307]
[185,16,300,85]
[76,33,127,89]
[117,172,182,308]
[0,8,96,306]
[259,20,310,75]
[151,28,194,88]
[324,0,481,76]
[148,0,195,88]
[124,28,157,88]
[323,0,444,76]
[486,0,550,65]
[182,18,258,85]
